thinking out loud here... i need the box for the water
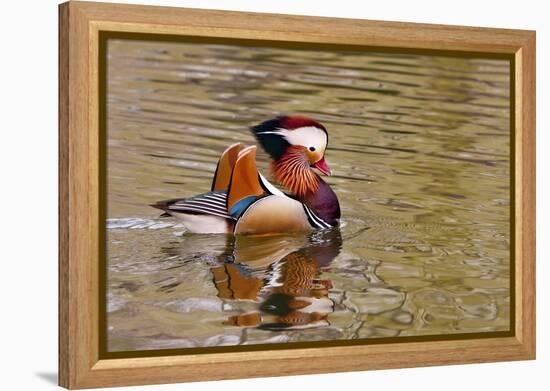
[105,39,510,352]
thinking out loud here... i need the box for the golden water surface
[105,39,511,352]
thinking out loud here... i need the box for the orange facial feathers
[271,146,320,196]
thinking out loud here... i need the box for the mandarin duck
[152,116,341,234]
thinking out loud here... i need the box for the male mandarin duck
[152,115,341,234]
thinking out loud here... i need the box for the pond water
[105,39,511,352]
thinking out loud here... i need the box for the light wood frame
[59,1,536,389]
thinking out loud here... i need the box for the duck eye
[309,146,316,152]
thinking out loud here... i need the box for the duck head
[251,115,332,195]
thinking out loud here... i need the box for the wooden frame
[59,1,536,389]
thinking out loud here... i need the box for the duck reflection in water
[209,228,342,330]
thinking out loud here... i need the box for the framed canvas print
[58,1,536,389]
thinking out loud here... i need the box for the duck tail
[149,198,180,211]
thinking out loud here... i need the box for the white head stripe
[275,126,327,151]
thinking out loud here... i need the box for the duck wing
[211,142,242,191]
[152,191,235,220]
[227,146,267,218]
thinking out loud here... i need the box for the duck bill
[312,157,332,176]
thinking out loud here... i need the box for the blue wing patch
[229,195,259,218]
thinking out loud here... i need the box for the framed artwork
[59,1,536,389]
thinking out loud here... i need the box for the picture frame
[58,1,536,389]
